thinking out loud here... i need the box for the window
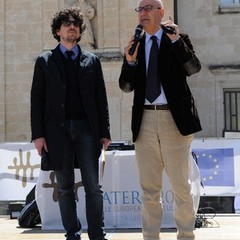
[224,89,240,132]
[220,0,240,7]
[219,0,240,13]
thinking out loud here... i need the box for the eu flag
[192,148,234,187]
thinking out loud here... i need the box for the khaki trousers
[134,109,195,240]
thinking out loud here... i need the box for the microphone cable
[195,207,220,228]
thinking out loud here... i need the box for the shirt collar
[145,28,163,44]
[59,44,79,59]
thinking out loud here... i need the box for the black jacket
[31,45,110,170]
[119,33,202,142]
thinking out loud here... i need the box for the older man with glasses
[119,0,202,239]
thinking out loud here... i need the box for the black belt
[144,104,169,110]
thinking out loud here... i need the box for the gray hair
[139,0,163,8]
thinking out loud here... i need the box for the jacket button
[60,123,64,127]
[62,85,66,90]
[60,104,65,108]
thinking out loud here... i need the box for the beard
[63,31,79,43]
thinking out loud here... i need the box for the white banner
[1,139,239,229]
[0,143,40,200]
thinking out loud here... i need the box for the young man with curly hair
[31,7,111,240]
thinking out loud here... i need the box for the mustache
[68,29,77,33]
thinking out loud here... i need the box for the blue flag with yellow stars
[193,148,234,187]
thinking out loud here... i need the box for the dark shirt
[59,45,87,120]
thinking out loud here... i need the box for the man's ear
[160,8,164,19]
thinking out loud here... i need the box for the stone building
[0,0,240,143]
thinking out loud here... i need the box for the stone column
[0,0,5,141]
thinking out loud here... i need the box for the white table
[36,150,183,229]
[0,143,202,229]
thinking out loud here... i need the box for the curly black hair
[51,7,86,43]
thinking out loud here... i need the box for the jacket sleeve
[30,56,46,141]
[95,57,111,140]
[172,34,201,76]
[119,58,138,93]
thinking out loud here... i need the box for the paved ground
[1,214,240,240]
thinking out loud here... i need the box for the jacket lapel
[78,49,88,77]
[138,35,147,80]
[51,46,66,82]
[158,33,173,82]
[159,33,171,64]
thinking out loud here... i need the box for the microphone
[160,23,176,35]
[128,24,143,55]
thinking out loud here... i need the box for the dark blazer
[31,45,111,170]
[119,32,202,142]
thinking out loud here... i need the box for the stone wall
[178,0,240,137]
[1,0,239,142]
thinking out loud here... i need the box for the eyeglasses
[62,20,80,27]
[135,5,161,13]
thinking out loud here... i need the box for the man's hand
[161,16,180,42]
[124,36,140,63]
[34,137,48,156]
[101,138,111,150]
